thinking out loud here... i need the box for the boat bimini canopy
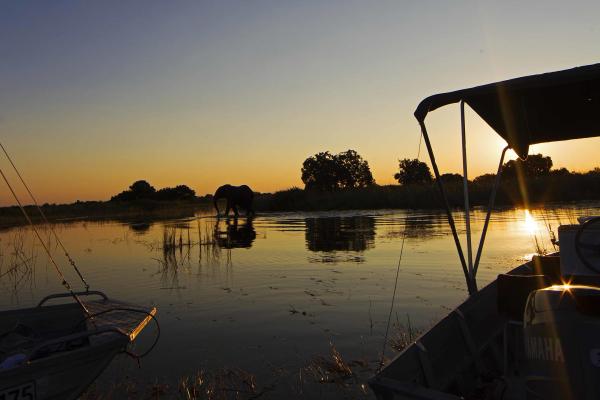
[416,63,600,295]
[416,63,600,158]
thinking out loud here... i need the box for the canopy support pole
[473,145,509,276]
[460,101,474,283]
[418,120,477,294]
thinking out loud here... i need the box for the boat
[0,148,159,400]
[0,292,156,400]
[369,63,600,399]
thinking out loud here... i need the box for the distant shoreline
[1,173,599,229]
[254,173,600,212]
[0,200,211,229]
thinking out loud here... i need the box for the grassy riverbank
[0,200,211,229]
[1,171,599,228]
[255,172,600,211]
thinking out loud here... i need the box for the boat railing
[37,291,109,307]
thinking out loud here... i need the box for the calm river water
[1,204,598,398]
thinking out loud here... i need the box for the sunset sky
[2,1,600,204]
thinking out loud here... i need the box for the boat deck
[370,255,561,400]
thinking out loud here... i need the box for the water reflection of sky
[0,204,598,397]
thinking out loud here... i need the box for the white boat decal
[525,336,565,363]
[0,381,36,400]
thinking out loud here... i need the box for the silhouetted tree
[394,159,433,185]
[155,185,196,201]
[550,167,571,177]
[436,173,463,185]
[301,152,338,191]
[110,191,133,201]
[301,150,374,191]
[111,181,197,202]
[129,180,156,197]
[111,180,156,201]
[473,173,497,186]
[335,150,375,189]
[503,154,553,178]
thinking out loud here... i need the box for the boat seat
[0,302,89,363]
[497,274,550,321]
[0,323,37,359]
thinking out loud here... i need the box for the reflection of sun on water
[524,209,540,235]
[524,209,549,255]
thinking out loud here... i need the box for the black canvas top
[414,63,600,158]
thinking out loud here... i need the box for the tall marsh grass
[154,218,228,288]
[0,228,37,294]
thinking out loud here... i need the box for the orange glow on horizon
[3,3,600,205]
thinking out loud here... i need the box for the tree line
[111,180,196,202]
[250,149,600,211]
[301,150,566,189]
[107,150,599,211]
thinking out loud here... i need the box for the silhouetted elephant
[213,184,254,216]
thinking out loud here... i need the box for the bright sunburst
[524,209,540,235]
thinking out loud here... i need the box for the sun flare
[524,209,540,235]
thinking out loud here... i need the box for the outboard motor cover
[524,285,600,400]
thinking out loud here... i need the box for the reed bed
[388,316,422,353]
[160,218,222,254]
[178,368,261,400]
[153,218,229,288]
[305,343,356,387]
[0,228,37,294]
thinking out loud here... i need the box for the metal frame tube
[418,120,477,294]
[473,145,509,276]
[461,101,474,280]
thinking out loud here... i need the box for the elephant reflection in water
[214,217,256,249]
